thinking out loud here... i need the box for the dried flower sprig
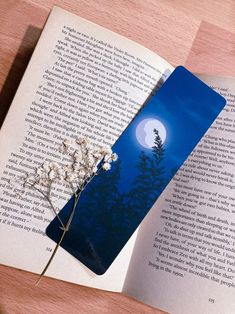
[23,137,117,283]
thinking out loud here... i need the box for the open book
[0,6,234,314]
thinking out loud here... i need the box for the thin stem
[25,181,65,229]
[36,193,81,285]
[36,165,105,285]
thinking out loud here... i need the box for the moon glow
[136,118,167,149]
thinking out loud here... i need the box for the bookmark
[46,66,226,274]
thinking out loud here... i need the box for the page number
[209,298,215,304]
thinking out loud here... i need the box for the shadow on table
[0,25,42,128]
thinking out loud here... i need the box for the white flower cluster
[20,137,118,281]
[36,161,65,185]
[32,137,118,194]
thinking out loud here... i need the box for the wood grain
[0,265,167,314]
[185,21,235,76]
[154,0,235,34]
[1,0,235,313]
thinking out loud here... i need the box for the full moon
[136,118,167,149]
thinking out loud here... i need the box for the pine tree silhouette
[127,128,166,220]
[149,128,166,194]
[126,151,153,218]
[153,128,165,163]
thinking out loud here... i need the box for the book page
[123,75,235,312]
[0,6,173,291]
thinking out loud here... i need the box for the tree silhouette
[149,128,166,194]
[126,151,153,217]
[153,128,165,163]
[127,129,166,220]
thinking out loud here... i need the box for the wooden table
[1,1,235,313]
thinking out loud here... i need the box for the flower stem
[25,181,65,229]
[36,193,80,285]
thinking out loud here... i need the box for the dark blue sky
[112,66,226,193]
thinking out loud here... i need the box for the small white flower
[36,167,45,177]
[92,166,98,174]
[72,162,80,171]
[100,146,112,156]
[76,137,89,146]
[78,158,86,167]
[59,139,70,153]
[74,150,82,161]
[93,151,103,159]
[104,154,112,162]
[102,162,111,171]
[50,162,60,170]
[111,153,118,162]
[49,170,57,180]
[57,168,65,180]
[75,137,82,144]
[87,156,95,167]
[66,172,76,183]
[78,169,86,178]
